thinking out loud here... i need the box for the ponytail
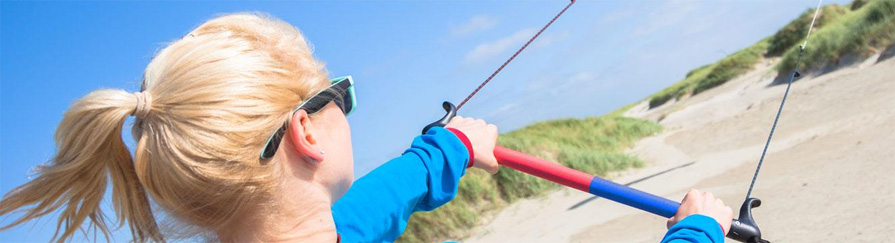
[2,13,330,242]
[0,89,161,242]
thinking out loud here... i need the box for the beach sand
[464,55,895,243]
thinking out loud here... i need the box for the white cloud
[601,8,636,23]
[463,28,536,65]
[450,15,498,38]
[526,71,595,92]
[489,103,519,117]
[568,71,597,84]
[533,30,571,48]
[524,75,559,92]
[630,0,699,38]
[551,71,597,95]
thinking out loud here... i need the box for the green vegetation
[692,39,770,94]
[646,39,768,108]
[397,1,894,242]
[647,63,715,108]
[604,99,647,118]
[767,5,848,56]
[849,0,871,11]
[399,116,661,242]
[777,0,895,73]
[645,0,894,110]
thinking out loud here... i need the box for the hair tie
[133,91,152,118]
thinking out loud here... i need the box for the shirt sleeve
[331,127,471,243]
[660,214,725,243]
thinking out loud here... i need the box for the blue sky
[1,0,847,241]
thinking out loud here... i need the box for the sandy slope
[464,55,895,243]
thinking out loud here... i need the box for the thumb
[479,153,499,174]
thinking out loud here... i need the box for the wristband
[446,128,475,168]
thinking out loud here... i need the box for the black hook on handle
[422,101,457,134]
[727,198,769,243]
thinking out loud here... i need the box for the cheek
[338,113,354,182]
[325,106,354,195]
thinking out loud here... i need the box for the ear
[287,109,325,163]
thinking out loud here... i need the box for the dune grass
[397,1,890,242]
[767,5,849,57]
[645,0,890,110]
[646,63,715,108]
[691,39,770,94]
[646,38,769,108]
[777,0,895,73]
[849,0,871,11]
[398,116,661,242]
[603,100,645,118]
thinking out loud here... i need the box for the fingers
[448,116,464,125]
[686,189,701,199]
[479,154,500,174]
[715,198,734,234]
[448,116,488,127]
[673,188,734,234]
[448,116,501,174]
[685,189,705,205]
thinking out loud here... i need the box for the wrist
[445,128,474,168]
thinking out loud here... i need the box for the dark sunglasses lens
[261,140,278,159]
[339,88,353,114]
[261,127,286,160]
[329,83,352,115]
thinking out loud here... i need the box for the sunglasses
[260,76,356,160]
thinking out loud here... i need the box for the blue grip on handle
[588,177,680,218]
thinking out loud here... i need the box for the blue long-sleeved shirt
[332,127,723,243]
[332,127,469,242]
[661,214,726,243]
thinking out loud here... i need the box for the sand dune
[464,55,895,242]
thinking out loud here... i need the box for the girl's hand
[445,116,499,174]
[667,189,733,234]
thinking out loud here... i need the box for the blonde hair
[0,13,329,242]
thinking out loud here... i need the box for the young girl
[0,13,731,242]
